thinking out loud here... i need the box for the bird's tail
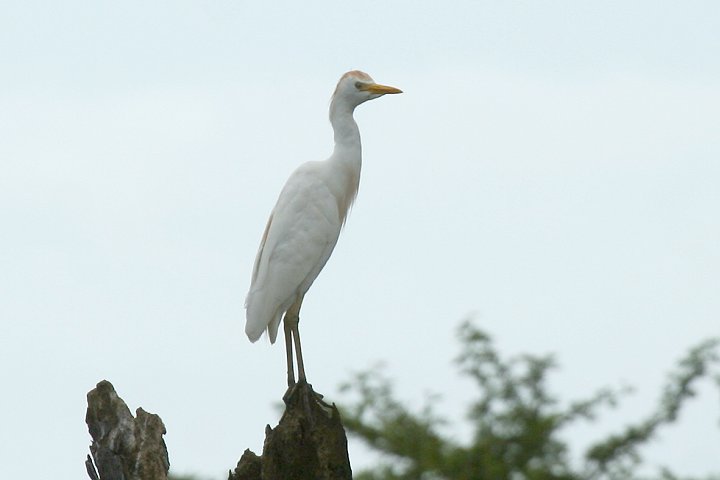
[245,289,282,344]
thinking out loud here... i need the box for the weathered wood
[229,381,353,480]
[85,380,169,480]
[85,379,352,480]
[229,449,262,480]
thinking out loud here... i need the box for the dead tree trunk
[85,380,353,480]
[229,380,353,480]
[85,380,169,480]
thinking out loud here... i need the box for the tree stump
[85,380,169,480]
[84,380,352,480]
[229,381,353,480]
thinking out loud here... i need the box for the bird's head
[332,70,402,109]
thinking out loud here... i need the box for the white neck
[326,97,363,223]
[329,99,362,164]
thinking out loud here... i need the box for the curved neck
[329,99,361,159]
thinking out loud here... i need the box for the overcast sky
[1,1,719,479]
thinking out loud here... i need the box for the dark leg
[284,296,306,384]
[283,316,295,387]
[291,321,307,383]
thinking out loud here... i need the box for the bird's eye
[354,81,363,90]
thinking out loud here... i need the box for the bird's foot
[282,382,297,404]
[282,379,326,407]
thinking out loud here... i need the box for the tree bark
[85,380,353,480]
[229,380,353,480]
[85,380,169,480]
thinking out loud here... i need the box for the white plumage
[245,163,348,342]
[244,70,402,386]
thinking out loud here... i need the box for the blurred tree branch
[339,320,720,480]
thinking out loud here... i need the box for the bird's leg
[292,321,307,384]
[283,315,296,388]
[285,297,307,384]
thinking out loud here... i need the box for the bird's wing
[245,163,344,342]
[249,212,273,285]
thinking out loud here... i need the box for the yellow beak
[361,83,403,95]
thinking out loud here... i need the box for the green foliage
[339,320,720,480]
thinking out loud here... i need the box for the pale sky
[1,1,719,479]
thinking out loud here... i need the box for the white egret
[245,71,402,387]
